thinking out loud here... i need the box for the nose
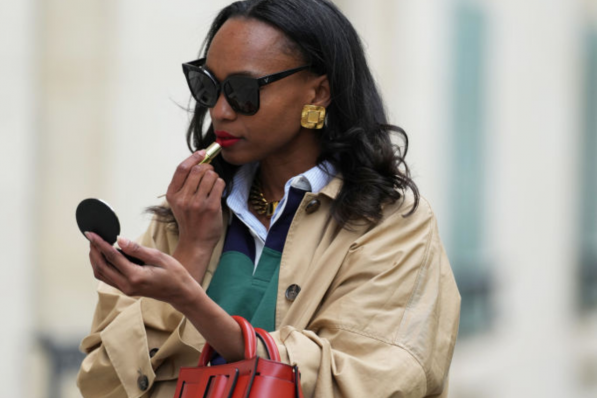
[210,90,236,121]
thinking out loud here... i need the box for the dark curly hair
[149,0,419,229]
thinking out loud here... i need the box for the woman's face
[205,17,325,167]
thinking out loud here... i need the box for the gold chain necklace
[249,175,279,218]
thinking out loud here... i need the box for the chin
[220,151,256,166]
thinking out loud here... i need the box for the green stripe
[206,248,282,331]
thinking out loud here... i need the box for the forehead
[206,17,299,77]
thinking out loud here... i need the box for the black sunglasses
[182,58,310,115]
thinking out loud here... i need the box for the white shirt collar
[226,161,336,243]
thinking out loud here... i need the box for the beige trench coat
[77,178,461,398]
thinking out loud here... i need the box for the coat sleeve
[76,219,207,398]
[270,198,461,398]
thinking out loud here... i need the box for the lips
[214,131,241,148]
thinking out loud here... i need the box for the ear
[308,74,331,108]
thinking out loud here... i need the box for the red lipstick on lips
[215,131,241,148]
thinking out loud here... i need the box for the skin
[87,17,331,363]
[207,18,331,227]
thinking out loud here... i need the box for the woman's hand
[87,232,245,362]
[166,150,226,281]
[86,232,200,308]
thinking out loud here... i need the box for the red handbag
[173,316,304,398]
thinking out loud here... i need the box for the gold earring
[301,105,326,129]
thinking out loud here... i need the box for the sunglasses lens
[223,76,259,115]
[187,69,218,107]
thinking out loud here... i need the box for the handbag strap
[198,315,257,366]
[254,327,281,362]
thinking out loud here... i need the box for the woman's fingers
[205,178,226,211]
[117,237,165,266]
[182,164,214,198]
[194,169,219,199]
[86,232,197,306]
[87,232,182,297]
[86,232,143,292]
[209,178,226,200]
[166,150,206,197]
[89,240,126,289]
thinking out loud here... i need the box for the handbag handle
[198,315,257,366]
[197,317,283,365]
[255,327,281,362]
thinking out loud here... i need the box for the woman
[77,0,460,397]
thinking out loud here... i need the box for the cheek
[246,112,297,142]
[259,92,304,128]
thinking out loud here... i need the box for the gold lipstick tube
[199,142,222,165]
[157,142,222,198]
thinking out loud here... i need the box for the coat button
[149,348,159,358]
[305,199,320,214]
[285,284,301,301]
[137,374,149,391]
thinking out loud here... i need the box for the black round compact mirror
[76,198,144,265]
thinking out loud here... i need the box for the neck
[257,132,320,201]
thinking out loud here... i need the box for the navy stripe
[222,215,255,262]
[266,187,307,253]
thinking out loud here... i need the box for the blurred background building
[1,0,596,397]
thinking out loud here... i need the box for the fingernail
[117,237,130,248]
[84,232,92,241]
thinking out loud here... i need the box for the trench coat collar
[318,174,343,200]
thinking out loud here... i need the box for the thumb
[117,237,160,265]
